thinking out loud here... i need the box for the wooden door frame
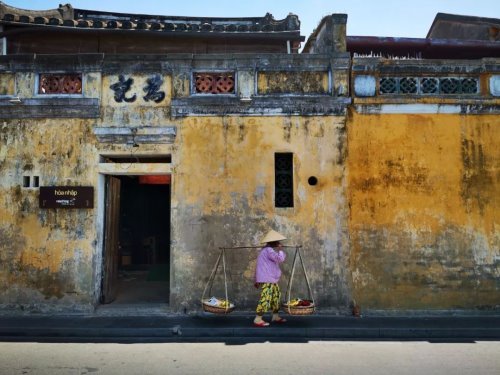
[101,175,121,303]
[93,159,172,307]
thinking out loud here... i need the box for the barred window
[379,76,479,95]
[275,153,294,208]
[193,72,235,94]
[38,73,83,95]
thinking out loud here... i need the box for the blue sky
[6,0,499,41]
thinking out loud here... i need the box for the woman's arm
[266,247,286,263]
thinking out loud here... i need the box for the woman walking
[253,229,287,327]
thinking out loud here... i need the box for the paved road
[0,341,499,374]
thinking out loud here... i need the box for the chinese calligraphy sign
[110,75,137,103]
[109,74,165,104]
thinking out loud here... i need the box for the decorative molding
[93,126,177,144]
[98,163,172,175]
[354,103,500,114]
[171,96,350,116]
[0,97,98,118]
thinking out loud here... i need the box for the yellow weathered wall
[171,115,350,310]
[0,118,98,310]
[3,65,497,314]
[348,111,499,309]
[0,71,174,311]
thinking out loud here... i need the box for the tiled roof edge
[0,3,301,33]
[0,1,73,20]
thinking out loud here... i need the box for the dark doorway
[102,175,170,305]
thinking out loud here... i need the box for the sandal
[272,317,287,324]
[253,321,270,327]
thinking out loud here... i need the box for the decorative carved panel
[378,76,479,95]
[194,72,235,94]
[39,74,82,94]
[258,71,329,95]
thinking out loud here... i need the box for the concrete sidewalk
[1,312,499,343]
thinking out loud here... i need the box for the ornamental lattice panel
[194,72,235,94]
[379,76,479,95]
[39,74,83,94]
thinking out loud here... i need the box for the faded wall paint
[257,71,329,94]
[347,112,500,310]
[0,117,98,311]
[0,73,13,95]
[1,55,497,315]
[15,72,36,99]
[170,115,350,311]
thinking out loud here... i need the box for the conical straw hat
[261,230,287,244]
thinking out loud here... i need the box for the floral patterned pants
[256,283,281,315]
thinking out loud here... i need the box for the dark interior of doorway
[114,175,170,304]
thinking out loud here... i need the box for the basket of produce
[202,297,235,314]
[282,246,316,315]
[201,248,235,314]
[282,298,315,315]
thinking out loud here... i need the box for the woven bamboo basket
[202,299,235,314]
[282,302,315,315]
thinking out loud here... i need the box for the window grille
[379,77,478,95]
[194,72,235,94]
[275,153,294,208]
[38,73,82,94]
[421,78,439,94]
[461,78,478,94]
[379,78,397,94]
[439,78,460,94]
[399,77,417,94]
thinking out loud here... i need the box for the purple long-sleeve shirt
[255,246,286,283]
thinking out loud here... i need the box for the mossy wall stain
[348,113,500,309]
[170,115,350,310]
[15,72,36,99]
[0,73,14,95]
[2,66,497,314]
[460,120,496,217]
[257,71,329,94]
[0,119,97,307]
[172,72,190,98]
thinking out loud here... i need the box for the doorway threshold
[95,303,171,317]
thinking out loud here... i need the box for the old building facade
[0,3,498,314]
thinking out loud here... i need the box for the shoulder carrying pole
[201,247,231,312]
[285,246,315,308]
